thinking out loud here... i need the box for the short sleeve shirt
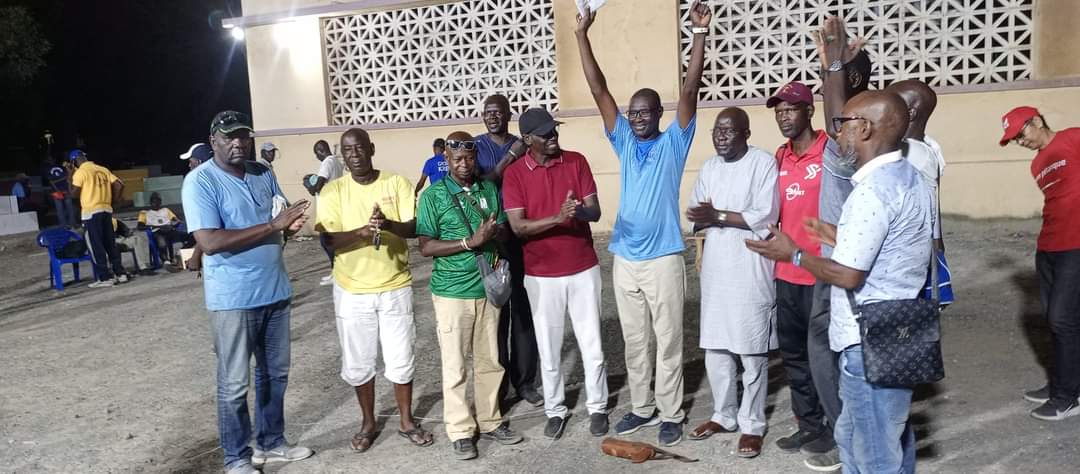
[182,160,291,311]
[139,208,179,227]
[317,172,416,293]
[71,161,120,219]
[475,134,518,177]
[775,131,830,285]
[415,177,507,299]
[1030,128,1080,251]
[606,114,697,261]
[422,154,449,184]
[502,149,599,277]
[317,155,344,181]
[47,166,69,192]
[829,152,933,351]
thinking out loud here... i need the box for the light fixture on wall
[229,26,246,41]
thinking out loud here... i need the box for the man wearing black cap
[182,110,314,474]
[502,108,607,440]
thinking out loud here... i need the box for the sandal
[350,431,377,453]
[736,434,763,458]
[398,425,434,447]
[688,421,735,440]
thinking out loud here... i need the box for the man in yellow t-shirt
[315,128,431,452]
[70,150,128,287]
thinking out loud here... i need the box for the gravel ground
[1,218,1078,473]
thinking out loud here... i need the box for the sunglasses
[211,111,253,134]
[446,139,476,151]
[831,116,870,130]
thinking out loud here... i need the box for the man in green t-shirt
[416,131,523,460]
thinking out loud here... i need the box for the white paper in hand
[576,0,607,17]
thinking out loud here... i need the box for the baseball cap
[518,108,562,136]
[766,81,814,108]
[68,149,86,161]
[999,106,1040,146]
[209,110,253,135]
[261,142,278,152]
[180,143,212,161]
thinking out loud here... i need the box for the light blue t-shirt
[182,160,291,311]
[606,114,696,261]
[829,152,933,351]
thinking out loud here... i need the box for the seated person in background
[138,192,191,264]
[11,173,34,212]
[113,218,155,276]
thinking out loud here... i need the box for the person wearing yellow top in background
[315,128,432,453]
[70,149,128,287]
[137,192,191,265]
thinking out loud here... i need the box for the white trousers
[706,349,768,436]
[332,283,415,386]
[524,265,608,418]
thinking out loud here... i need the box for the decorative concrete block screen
[679,0,1035,101]
[322,0,558,125]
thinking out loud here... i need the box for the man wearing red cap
[766,81,834,455]
[1000,106,1080,421]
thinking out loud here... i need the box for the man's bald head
[837,91,909,166]
[447,131,474,142]
[341,128,372,147]
[885,79,937,140]
[716,107,749,130]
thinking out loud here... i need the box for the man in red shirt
[502,108,609,440]
[767,81,832,452]
[1000,106,1080,421]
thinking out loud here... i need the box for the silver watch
[717,211,728,222]
[826,59,843,72]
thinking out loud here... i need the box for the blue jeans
[209,299,292,469]
[52,196,75,228]
[835,345,916,474]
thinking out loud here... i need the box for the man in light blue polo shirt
[182,110,314,474]
[575,2,711,446]
[748,91,933,474]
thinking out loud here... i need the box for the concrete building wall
[237,0,1080,232]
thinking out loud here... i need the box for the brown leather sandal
[688,421,735,440]
[736,434,763,458]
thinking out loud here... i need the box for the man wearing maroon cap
[1000,106,1080,421]
[502,108,608,440]
[766,80,834,454]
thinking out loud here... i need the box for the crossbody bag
[447,186,512,307]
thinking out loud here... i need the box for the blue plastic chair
[37,228,99,291]
[145,223,187,268]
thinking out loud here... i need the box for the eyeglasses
[626,109,658,120]
[446,139,476,151]
[1012,119,1034,143]
[711,128,741,139]
[831,116,870,130]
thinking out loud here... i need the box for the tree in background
[0,5,51,87]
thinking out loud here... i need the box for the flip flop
[688,421,735,440]
[736,434,763,458]
[398,426,434,447]
[350,431,377,453]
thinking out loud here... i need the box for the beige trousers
[431,294,504,441]
[612,254,686,423]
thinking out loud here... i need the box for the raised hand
[686,199,718,224]
[270,200,310,232]
[369,203,386,230]
[689,0,712,28]
[558,190,580,221]
[575,6,596,34]
[814,15,866,68]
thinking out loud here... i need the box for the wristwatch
[717,211,728,223]
[826,59,843,72]
[691,26,709,35]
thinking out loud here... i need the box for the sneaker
[804,449,842,472]
[319,274,334,286]
[518,385,544,407]
[138,269,157,276]
[251,444,314,464]
[224,462,261,474]
[1030,399,1080,421]
[480,423,523,445]
[544,416,568,440]
[589,413,609,437]
[88,279,115,288]
[114,273,130,284]
[1024,384,1050,404]
[452,438,477,460]
[658,421,682,446]
[775,428,822,453]
[800,431,836,455]
[614,412,660,435]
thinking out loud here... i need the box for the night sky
[1,0,250,176]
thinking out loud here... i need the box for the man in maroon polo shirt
[768,81,832,453]
[502,108,609,440]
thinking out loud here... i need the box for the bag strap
[846,224,940,310]
[446,183,483,256]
